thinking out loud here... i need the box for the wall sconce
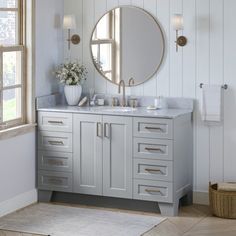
[172,14,187,52]
[63,14,80,50]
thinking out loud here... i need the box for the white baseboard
[0,189,38,218]
[193,191,209,205]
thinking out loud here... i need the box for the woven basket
[209,182,236,219]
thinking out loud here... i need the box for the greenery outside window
[0,0,25,130]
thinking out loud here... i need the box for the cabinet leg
[186,191,193,205]
[38,190,53,203]
[159,202,179,217]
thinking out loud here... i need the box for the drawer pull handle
[47,159,64,166]
[145,189,163,195]
[48,141,64,146]
[97,122,102,137]
[145,168,163,173]
[145,147,163,152]
[104,123,110,138]
[48,121,64,125]
[145,127,163,131]
[48,178,63,185]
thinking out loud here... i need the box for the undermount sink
[98,107,138,113]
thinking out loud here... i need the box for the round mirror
[90,6,165,86]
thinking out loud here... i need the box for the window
[0,0,25,130]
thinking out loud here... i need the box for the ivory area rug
[0,203,166,236]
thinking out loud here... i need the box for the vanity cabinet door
[73,114,103,195]
[103,116,132,199]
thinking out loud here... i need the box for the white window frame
[0,0,26,131]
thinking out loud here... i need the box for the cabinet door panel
[73,114,103,195]
[103,116,132,199]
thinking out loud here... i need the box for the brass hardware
[111,97,119,107]
[118,80,126,107]
[200,83,228,90]
[145,189,162,195]
[177,36,187,47]
[145,126,163,131]
[67,29,81,50]
[128,78,135,87]
[145,168,162,173]
[48,121,64,125]
[48,141,64,146]
[97,122,102,137]
[175,30,187,52]
[145,147,163,152]
[128,98,138,108]
[48,178,63,185]
[104,123,110,138]
[71,34,80,45]
[47,159,64,166]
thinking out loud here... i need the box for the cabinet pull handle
[145,127,163,131]
[145,147,163,152]
[145,168,162,173]
[104,123,110,138]
[48,178,63,185]
[48,121,63,124]
[48,140,64,146]
[145,189,163,195]
[47,159,64,166]
[97,122,102,137]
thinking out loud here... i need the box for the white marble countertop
[37,105,193,119]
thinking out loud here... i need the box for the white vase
[64,85,82,106]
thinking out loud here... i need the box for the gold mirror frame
[90,6,165,87]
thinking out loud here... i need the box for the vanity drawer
[38,131,72,153]
[133,138,173,161]
[38,171,72,192]
[133,179,173,203]
[133,159,173,182]
[38,112,72,132]
[38,151,72,172]
[133,117,173,139]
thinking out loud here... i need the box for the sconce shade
[63,14,76,29]
[172,14,184,30]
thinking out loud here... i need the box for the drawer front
[38,171,72,192]
[38,151,72,172]
[133,138,173,161]
[38,131,72,153]
[133,117,173,139]
[133,179,173,203]
[133,159,173,182]
[38,112,72,132]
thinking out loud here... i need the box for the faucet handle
[111,97,119,107]
[128,78,135,86]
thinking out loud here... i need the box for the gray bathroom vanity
[37,102,193,216]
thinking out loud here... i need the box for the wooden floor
[0,204,235,236]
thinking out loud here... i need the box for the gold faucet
[118,80,126,107]
[129,78,135,86]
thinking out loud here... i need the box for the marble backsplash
[36,93,194,111]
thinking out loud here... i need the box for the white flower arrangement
[55,62,87,86]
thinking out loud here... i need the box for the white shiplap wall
[64,0,236,194]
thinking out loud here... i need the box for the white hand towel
[201,85,222,122]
